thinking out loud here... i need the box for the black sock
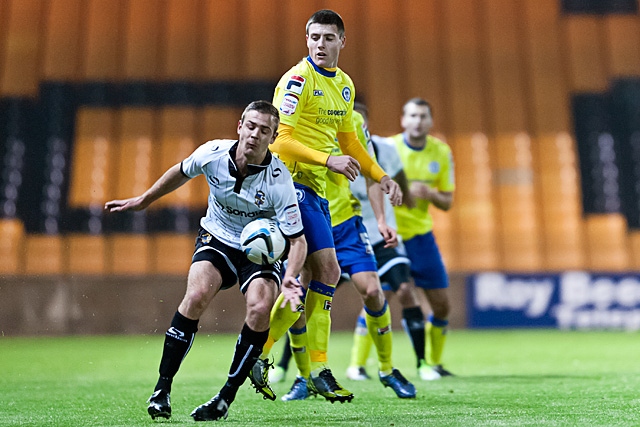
[277,333,293,370]
[402,306,426,366]
[155,311,199,392]
[219,323,269,403]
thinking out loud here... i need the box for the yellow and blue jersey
[272,56,356,198]
[392,133,455,240]
[325,111,371,227]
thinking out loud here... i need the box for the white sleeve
[271,167,303,237]
[181,141,216,178]
[372,136,403,178]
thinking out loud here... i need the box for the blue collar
[403,134,426,151]
[306,56,336,77]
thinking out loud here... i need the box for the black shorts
[373,241,411,293]
[191,228,283,293]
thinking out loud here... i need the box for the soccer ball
[240,218,287,265]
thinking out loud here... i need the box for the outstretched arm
[338,131,403,206]
[104,163,191,212]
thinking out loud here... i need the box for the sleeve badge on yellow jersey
[285,75,306,95]
[280,93,299,116]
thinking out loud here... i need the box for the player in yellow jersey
[276,106,415,401]
[248,10,402,403]
[392,98,455,380]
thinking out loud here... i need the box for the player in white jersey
[105,101,307,422]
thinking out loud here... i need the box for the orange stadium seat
[0,218,24,274]
[65,107,116,275]
[151,234,195,275]
[23,234,63,275]
[534,133,585,270]
[153,107,199,209]
[243,0,284,81]
[603,14,640,78]
[65,234,107,274]
[492,134,542,271]
[107,107,157,275]
[449,133,498,271]
[584,214,629,271]
[402,0,446,127]
[523,0,586,270]
[83,0,123,80]
[68,108,116,209]
[41,0,83,81]
[630,231,640,270]
[202,0,243,80]
[563,15,608,92]
[440,2,496,271]
[122,0,163,80]
[148,107,199,274]
[163,0,201,81]
[483,0,542,271]
[360,1,404,134]
[564,14,631,270]
[0,0,44,96]
[107,235,152,275]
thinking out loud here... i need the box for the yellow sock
[261,293,302,358]
[365,301,393,374]
[427,315,448,366]
[349,314,373,368]
[305,280,336,372]
[288,327,310,378]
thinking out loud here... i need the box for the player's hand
[380,176,403,206]
[104,196,147,213]
[280,276,304,312]
[326,155,361,181]
[378,223,398,248]
[410,182,435,201]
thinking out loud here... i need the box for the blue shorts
[295,183,334,255]
[404,231,448,289]
[333,216,377,276]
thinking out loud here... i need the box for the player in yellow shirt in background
[277,105,415,401]
[248,10,402,403]
[391,98,456,380]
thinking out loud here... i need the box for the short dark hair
[403,98,433,116]
[306,10,345,37]
[241,100,280,131]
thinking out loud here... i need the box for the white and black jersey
[350,135,403,246]
[181,139,303,248]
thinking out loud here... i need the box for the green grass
[1,330,640,426]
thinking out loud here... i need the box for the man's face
[401,103,433,139]
[237,110,278,156]
[306,23,345,69]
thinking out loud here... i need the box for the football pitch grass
[2,330,639,426]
